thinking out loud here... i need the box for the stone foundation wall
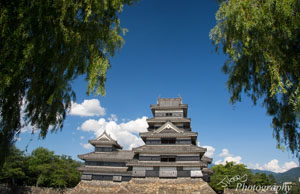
[69,178,216,194]
[1,178,217,194]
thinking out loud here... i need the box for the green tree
[209,162,252,193]
[27,147,81,188]
[0,145,28,185]
[268,174,277,184]
[290,183,300,194]
[0,146,81,188]
[0,0,136,166]
[48,155,81,188]
[27,147,56,186]
[210,0,300,157]
[250,173,273,186]
[209,162,276,193]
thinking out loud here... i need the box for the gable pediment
[154,122,183,134]
[96,130,114,141]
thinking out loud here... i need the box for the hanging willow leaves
[0,0,136,165]
[210,0,300,157]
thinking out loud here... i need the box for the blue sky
[16,0,299,173]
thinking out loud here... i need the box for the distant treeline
[0,146,81,188]
[251,167,300,183]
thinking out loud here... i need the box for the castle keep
[78,97,213,182]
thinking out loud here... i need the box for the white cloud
[69,99,105,117]
[79,116,148,149]
[80,143,93,150]
[108,114,118,122]
[80,136,85,140]
[215,148,242,165]
[219,148,230,157]
[282,161,298,171]
[203,145,215,158]
[249,159,298,173]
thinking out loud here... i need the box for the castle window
[161,156,176,162]
[161,138,176,144]
[165,113,172,117]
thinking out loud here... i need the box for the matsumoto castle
[78,97,213,182]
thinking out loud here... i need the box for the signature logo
[217,174,248,188]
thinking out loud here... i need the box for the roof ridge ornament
[96,130,114,141]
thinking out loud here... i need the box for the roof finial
[157,95,161,104]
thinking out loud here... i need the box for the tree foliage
[209,162,277,193]
[0,0,136,165]
[209,162,253,192]
[210,0,300,157]
[0,146,28,185]
[0,146,81,188]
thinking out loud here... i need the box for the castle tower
[78,97,213,181]
[127,97,213,180]
[78,131,133,181]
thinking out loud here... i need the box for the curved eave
[78,156,131,162]
[78,151,134,162]
[132,145,206,154]
[127,161,207,168]
[88,140,123,149]
[202,156,213,164]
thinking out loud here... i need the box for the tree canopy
[0,0,136,165]
[209,162,276,193]
[210,0,300,157]
[0,146,81,188]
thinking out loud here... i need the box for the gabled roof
[88,130,122,149]
[154,121,184,134]
[96,130,115,141]
[140,121,197,139]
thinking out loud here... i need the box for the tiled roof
[78,150,134,161]
[132,145,206,154]
[202,156,213,164]
[156,97,183,106]
[127,160,207,167]
[89,130,123,149]
[88,140,122,148]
